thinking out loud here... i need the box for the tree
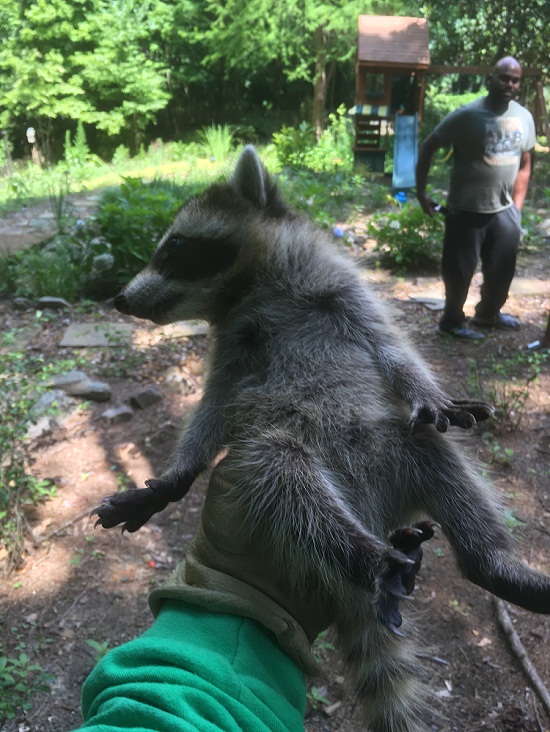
[195,0,406,135]
[0,0,172,158]
[422,0,549,75]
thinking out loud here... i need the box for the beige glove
[149,464,333,676]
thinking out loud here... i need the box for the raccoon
[93,146,550,731]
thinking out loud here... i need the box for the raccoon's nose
[114,292,130,314]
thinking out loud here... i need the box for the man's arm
[415,132,443,216]
[512,150,532,211]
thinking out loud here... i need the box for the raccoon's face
[114,145,288,325]
[114,194,246,325]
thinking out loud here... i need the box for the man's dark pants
[439,206,521,331]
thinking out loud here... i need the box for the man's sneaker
[471,313,520,329]
[436,325,485,340]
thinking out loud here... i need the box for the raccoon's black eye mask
[152,234,239,282]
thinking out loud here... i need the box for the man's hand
[416,193,439,217]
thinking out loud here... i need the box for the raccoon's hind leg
[222,432,418,630]
[413,432,550,613]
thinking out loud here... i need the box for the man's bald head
[493,57,522,77]
[487,57,522,109]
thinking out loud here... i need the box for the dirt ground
[1,210,550,732]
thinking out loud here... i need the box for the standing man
[416,57,536,339]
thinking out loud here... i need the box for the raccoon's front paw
[376,522,435,634]
[91,486,170,533]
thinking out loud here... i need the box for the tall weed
[197,125,235,161]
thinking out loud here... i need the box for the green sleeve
[76,600,306,732]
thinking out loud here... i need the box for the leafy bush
[1,227,115,300]
[273,105,354,173]
[272,121,316,168]
[367,203,444,273]
[278,169,368,227]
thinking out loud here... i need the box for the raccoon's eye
[167,235,186,250]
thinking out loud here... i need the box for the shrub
[367,203,444,273]
[278,169,367,228]
[273,105,355,173]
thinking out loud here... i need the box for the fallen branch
[494,597,550,718]
[36,508,92,545]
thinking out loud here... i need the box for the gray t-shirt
[434,98,536,213]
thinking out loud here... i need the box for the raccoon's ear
[231,145,268,210]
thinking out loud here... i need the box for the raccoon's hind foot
[91,472,194,532]
[409,399,494,433]
[446,399,494,427]
[376,522,435,634]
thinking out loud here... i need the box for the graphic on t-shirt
[484,118,524,166]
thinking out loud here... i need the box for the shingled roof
[357,16,430,67]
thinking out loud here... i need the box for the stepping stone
[59,322,133,347]
[161,321,209,338]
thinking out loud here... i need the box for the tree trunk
[312,26,326,140]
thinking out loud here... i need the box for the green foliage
[425,0,549,76]
[0,649,54,721]
[481,433,516,468]
[367,203,444,273]
[197,125,235,162]
[278,168,367,227]
[307,684,331,710]
[273,105,354,173]
[2,227,115,301]
[85,639,110,664]
[64,121,91,169]
[273,122,316,168]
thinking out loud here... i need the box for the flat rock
[27,390,75,439]
[59,322,134,347]
[128,385,163,409]
[102,405,134,424]
[47,370,111,401]
[161,321,209,338]
[38,296,72,310]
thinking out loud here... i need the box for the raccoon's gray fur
[94,146,550,732]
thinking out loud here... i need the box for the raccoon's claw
[91,487,170,533]
[376,522,435,632]
[447,399,494,427]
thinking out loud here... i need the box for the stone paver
[59,322,134,347]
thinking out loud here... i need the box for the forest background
[1,0,549,165]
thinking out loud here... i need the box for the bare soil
[1,216,549,732]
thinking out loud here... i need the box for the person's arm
[415,132,442,216]
[512,150,532,211]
